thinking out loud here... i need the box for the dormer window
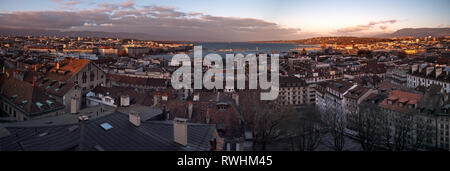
[388,100,393,105]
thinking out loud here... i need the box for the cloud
[51,0,81,7]
[336,25,371,33]
[119,0,135,9]
[335,19,398,35]
[369,19,397,26]
[0,2,303,41]
[96,0,135,11]
[0,11,110,29]
[379,25,388,30]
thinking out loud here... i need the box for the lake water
[149,42,315,59]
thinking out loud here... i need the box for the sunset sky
[0,0,449,41]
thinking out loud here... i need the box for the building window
[82,72,87,83]
[90,71,95,81]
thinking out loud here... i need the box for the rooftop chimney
[174,118,188,146]
[184,89,189,100]
[78,115,89,151]
[162,104,169,120]
[153,93,160,106]
[162,93,168,101]
[206,108,211,124]
[426,67,434,76]
[193,93,200,102]
[71,97,80,114]
[121,95,130,107]
[411,64,418,73]
[188,101,193,119]
[216,92,220,102]
[234,93,239,107]
[436,67,443,78]
[129,111,141,127]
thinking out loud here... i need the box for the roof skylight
[100,123,113,131]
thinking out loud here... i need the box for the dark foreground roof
[0,112,216,151]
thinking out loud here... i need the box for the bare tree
[325,108,346,151]
[409,114,434,151]
[284,106,323,151]
[392,114,413,151]
[378,111,393,151]
[240,91,294,151]
[356,103,383,151]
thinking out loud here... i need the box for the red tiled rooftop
[379,90,423,113]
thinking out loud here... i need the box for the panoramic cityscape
[0,0,450,156]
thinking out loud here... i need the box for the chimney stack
[426,67,434,76]
[184,89,189,100]
[162,104,169,120]
[206,107,211,124]
[120,95,130,107]
[71,97,80,114]
[411,64,418,73]
[436,67,443,78]
[162,93,168,101]
[78,115,89,151]
[234,93,239,106]
[153,93,160,106]
[174,118,188,146]
[193,93,199,102]
[188,101,193,119]
[216,92,220,102]
[129,111,141,127]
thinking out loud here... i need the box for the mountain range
[375,28,450,38]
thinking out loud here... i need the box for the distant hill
[0,27,167,41]
[376,28,450,38]
[259,37,392,45]
[259,28,450,44]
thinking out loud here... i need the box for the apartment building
[358,86,450,150]
[279,76,315,105]
[344,86,377,129]
[314,80,357,121]
[0,77,65,121]
[407,64,450,93]
[45,58,107,106]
